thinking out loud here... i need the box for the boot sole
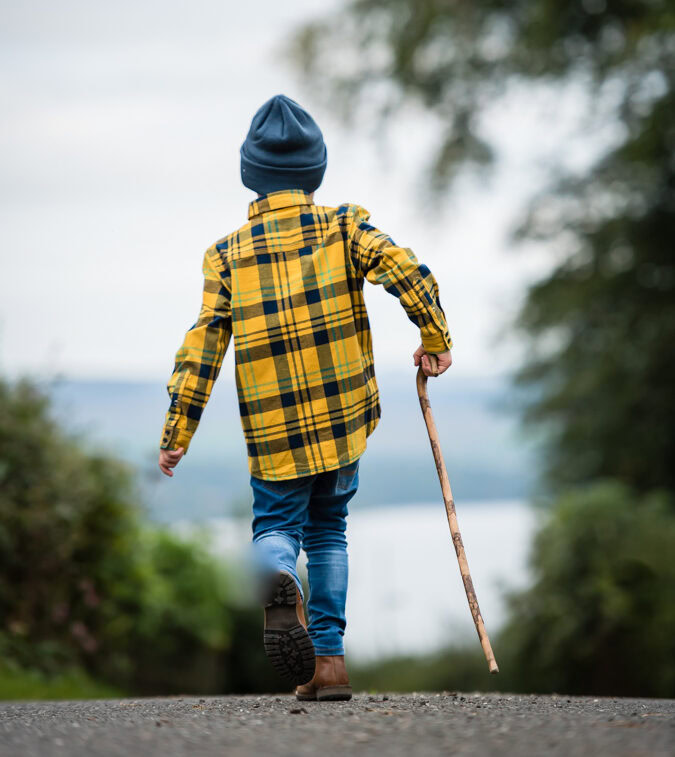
[317,685,352,701]
[263,571,315,686]
[296,686,353,702]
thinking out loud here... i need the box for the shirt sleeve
[344,204,452,354]
[159,247,232,453]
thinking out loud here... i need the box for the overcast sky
[0,0,605,382]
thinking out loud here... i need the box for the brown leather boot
[263,571,315,686]
[295,589,308,629]
[296,655,352,701]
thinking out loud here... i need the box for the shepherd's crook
[416,355,499,674]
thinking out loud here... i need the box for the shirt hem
[249,444,367,482]
[249,413,380,482]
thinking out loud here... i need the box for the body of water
[187,499,538,663]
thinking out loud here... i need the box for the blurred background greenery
[291,0,675,697]
[0,378,290,698]
[1,0,673,699]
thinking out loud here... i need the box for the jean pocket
[336,460,359,494]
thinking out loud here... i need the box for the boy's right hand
[158,447,184,477]
[413,344,452,377]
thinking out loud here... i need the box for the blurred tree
[293,3,675,698]
[292,1,675,493]
[0,377,286,696]
[499,482,675,697]
[514,90,675,493]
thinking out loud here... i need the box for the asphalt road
[0,692,673,757]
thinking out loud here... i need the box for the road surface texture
[1,692,673,757]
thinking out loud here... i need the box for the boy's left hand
[413,344,452,377]
[159,447,184,477]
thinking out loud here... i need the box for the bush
[0,377,285,696]
[351,647,492,694]
[498,482,675,697]
[0,662,122,701]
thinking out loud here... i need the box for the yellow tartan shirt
[160,189,452,480]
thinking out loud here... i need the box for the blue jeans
[250,459,359,656]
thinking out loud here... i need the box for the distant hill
[48,372,539,522]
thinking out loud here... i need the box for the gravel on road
[0,692,673,757]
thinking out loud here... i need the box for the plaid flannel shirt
[160,189,452,480]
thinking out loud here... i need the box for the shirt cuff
[160,423,193,454]
[421,331,453,354]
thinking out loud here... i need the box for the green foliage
[0,377,286,697]
[89,527,235,693]
[294,2,675,495]
[513,86,675,492]
[499,482,675,697]
[0,377,141,676]
[0,663,121,701]
[351,647,495,694]
[292,1,675,186]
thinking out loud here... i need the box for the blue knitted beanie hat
[240,94,327,195]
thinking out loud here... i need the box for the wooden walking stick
[416,355,499,674]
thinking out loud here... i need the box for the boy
[158,94,452,701]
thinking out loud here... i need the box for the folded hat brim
[240,145,327,194]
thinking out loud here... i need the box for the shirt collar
[248,189,315,220]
